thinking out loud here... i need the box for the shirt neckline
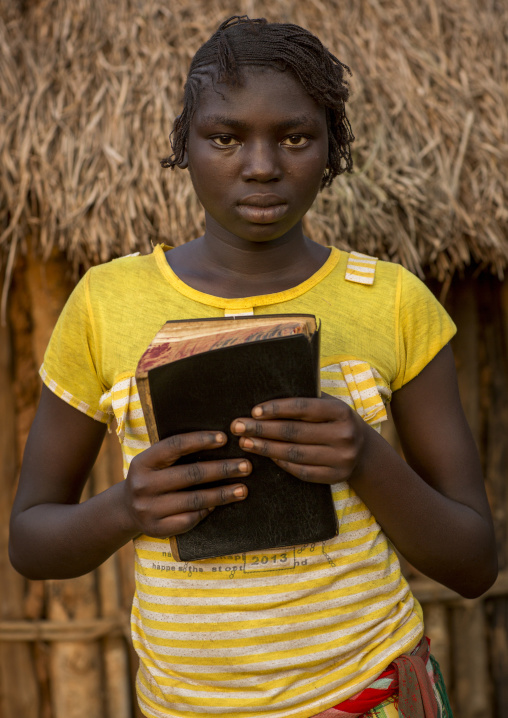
[153,244,341,310]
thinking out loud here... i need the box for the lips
[238,194,286,208]
[236,194,288,223]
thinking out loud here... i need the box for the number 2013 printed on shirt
[243,549,297,572]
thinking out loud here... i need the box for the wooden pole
[445,277,491,716]
[7,257,53,717]
[480,276,508,717]
[489,278,508,716]
[46,573,104,718]
[489,600,508,716]
[25,252,105,718]
[0,277,40,718]
[452,602,491,718]
[445,277,480,443]
[25,249,75,369]
[478,275,508,567]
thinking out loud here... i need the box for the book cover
[136,315,338,561]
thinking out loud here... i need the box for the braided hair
[161,16,354,188]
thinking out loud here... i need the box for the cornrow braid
[161,15,354,188]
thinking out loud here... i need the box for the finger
[140,431,227,469]
[159,510,212,538]
[145,481,248,538]
[158,509,214,537]
[231,417,347,446]
[155,482,249,522]
[159,458,252,492]
[271,458,341,484]
[251,396,351,422]
[128,457,251,508]
[238,435,337,467]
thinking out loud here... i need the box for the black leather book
[136,315,338,561]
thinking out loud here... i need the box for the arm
[9,385,250,580]
[231,345,498,598]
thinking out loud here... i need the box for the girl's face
[186,66,329,245]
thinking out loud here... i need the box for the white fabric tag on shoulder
[345,251,378,285]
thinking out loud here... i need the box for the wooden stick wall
[0,252,507,717]
[0,280,39,718]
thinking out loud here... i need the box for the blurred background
[1,0,507,716]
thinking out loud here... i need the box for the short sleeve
[392,266,456,391]
[39,271,110,423]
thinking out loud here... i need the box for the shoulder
[83,249,163,304]
[326,251,402,318]
[88,250,157,283]
[315,251,405,339]
[336,250,434,304]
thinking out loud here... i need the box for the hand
[231,395,366,484]
[122,431,251,538]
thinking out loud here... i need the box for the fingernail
[233,486,246,497]
[242,438,254,449]
[234,421,245,433]
[215,433,226,443]
[238,461,249,472]
[252,406,262,417]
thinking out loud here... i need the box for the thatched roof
[1,0,507,286]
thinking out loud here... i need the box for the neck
[166,215,330,298]
[199,216,311,277]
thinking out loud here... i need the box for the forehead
[191,66,326,128]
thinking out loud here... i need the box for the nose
[240,140,282,182]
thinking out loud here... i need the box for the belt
[312,637,438,718]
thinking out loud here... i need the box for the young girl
[10,16,497,718]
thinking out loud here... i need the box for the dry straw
[1,0,507,296]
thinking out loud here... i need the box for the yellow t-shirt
[41,245,456,718]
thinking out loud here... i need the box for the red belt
[314,638,438,718]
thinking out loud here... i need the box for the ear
[177,149,189,170]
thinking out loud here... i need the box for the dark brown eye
[212,136,240,147]
[281,135,309,147]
